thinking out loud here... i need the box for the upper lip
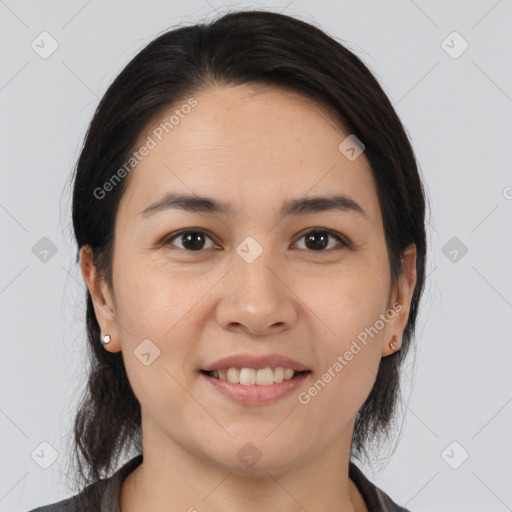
[202,353,310,372]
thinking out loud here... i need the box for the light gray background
[1,1,511,511]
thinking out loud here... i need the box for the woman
[30,9,426,512]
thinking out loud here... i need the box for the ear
[79,245,121,353]
[381,243,417,357]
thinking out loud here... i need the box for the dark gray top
[28,454,411,512]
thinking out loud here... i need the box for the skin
[80,83,417,512]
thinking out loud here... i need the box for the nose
[214,244,299,336]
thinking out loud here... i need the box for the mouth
[200,367,311,386]
[200,366,312,405]
[200,353,312,404]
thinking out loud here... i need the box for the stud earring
[100,334,111,346]
[389,335,400,352]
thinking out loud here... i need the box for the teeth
[239,368,256,385]
[211,367,299,385]
[283,368,294,380]
[227,367,240,383]
[256,367,274,385]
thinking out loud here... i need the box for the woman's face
[83,83,416,474]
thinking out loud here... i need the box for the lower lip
[200,371,310,406]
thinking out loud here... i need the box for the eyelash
[163,228,349,252]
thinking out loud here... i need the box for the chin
[197,435,307,476]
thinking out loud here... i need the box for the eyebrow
[139,192,368,220]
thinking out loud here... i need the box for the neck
[121,421,367,512]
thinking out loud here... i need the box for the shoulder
[27,454,143,512]
[349,461,412,512]
[26,478,108,512]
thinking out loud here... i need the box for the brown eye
[294,229,348,252]
[163,228,348,253]
[165,230,217,251]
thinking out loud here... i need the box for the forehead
[117,84,381,225]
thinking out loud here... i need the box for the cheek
[300,338,381,434]
[113,252,200,336]
[111,259,196,405]
[306,263,391,345]
[301,262,389,404]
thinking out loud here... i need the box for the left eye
[294,229,348,251]
[164,229,348,252]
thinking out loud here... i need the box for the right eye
[163,229,220,251]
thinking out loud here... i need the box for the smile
[200,368,311,405]
[204,367,307,386]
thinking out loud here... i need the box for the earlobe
[79,245,121,352]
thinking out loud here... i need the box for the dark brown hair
[68,9,428,490]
